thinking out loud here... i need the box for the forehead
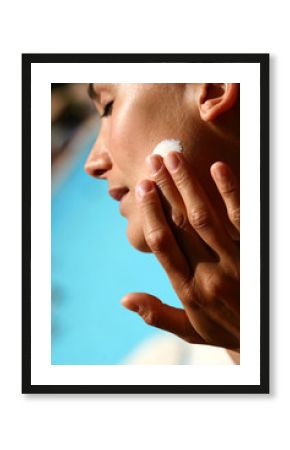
[87,83,182,103]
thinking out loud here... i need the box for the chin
[126,218,151,253]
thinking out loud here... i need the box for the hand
[121,151,240,351]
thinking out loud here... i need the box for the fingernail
[213,163,228,183]
[136,180,154,198]
[164,152,181,172]
[146,154,163,175]
[121,297,139,313]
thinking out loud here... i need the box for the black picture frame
[22,53,269,394]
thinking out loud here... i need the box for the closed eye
[101,101,114,118]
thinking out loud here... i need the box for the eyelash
[101,101,114,118]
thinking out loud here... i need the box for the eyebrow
[87,83,100,103]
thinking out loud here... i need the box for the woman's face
[85,83,201,252]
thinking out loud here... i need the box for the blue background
[51,137,180,364]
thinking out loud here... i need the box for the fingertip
[211,162,234,190]
[135,179,155,200]
[120,295,139,312]
[146,154,163,176]
[164,151,181,172]
[210,161,226,178]
[121,293,163,316]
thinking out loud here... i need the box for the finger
[210,162,240,231]
[135,179,191,294]
[121,292,205,344]
[164,151,236,258]
[146,154,210,267]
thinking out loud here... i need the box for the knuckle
[171,210,188,230]
[175,169,191,190]
[203,274,222,300]
[146,227,170,253]
[221,181,236,196]
[142,309,158,327]
[141,196,157,209]
[156,177,171,191]
[180,280,202,310]
[189,207,211,230]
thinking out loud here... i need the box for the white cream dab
[152,139,183,158]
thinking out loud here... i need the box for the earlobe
[198,83,239,122]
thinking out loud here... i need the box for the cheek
[109,97,165,181]
[109,128,143,192]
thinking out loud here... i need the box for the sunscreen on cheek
[152,139,183,157]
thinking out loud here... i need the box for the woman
[85,83,240,360]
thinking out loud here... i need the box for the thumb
[121,292,205,345]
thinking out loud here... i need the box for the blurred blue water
[51,138,180,364]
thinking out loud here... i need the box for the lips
[108,187,129,201]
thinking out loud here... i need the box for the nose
[84,141,112,179]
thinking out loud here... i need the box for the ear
[198,83,239,122]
